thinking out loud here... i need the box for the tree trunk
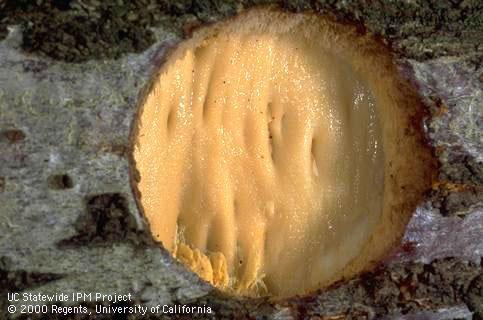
[0,1,481,319]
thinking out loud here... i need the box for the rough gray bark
[0,1,482,319]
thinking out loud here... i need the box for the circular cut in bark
[130,8,435,298]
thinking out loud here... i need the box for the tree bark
[0,1,481,319]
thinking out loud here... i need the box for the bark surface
[0,1,482,319]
